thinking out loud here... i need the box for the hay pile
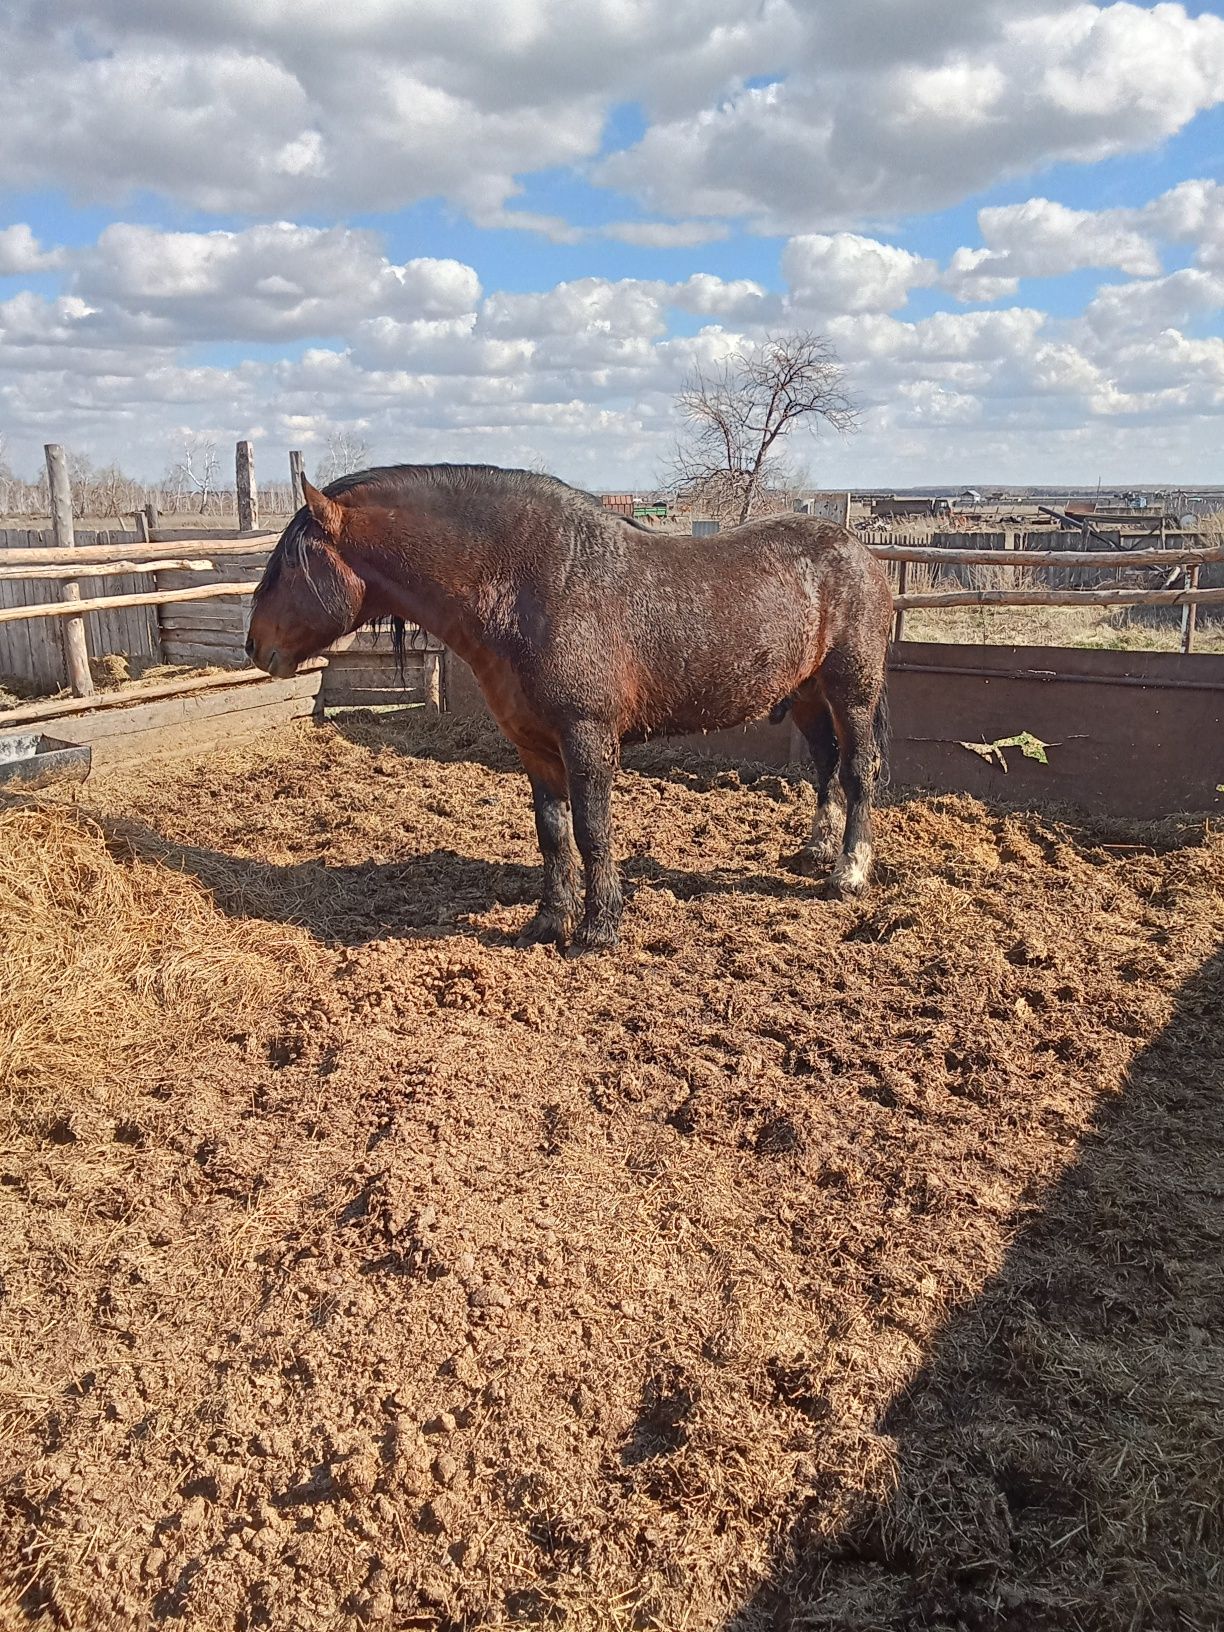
[2,715,1223,1630]
[0,803,305,1123]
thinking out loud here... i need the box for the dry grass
[1,715,1222,1630]
[0,803,306,1121]
[905,602,1224,651]
[897,552,1224,652]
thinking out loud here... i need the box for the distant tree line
[0,429,372,522]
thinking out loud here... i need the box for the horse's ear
[301,477,344,539]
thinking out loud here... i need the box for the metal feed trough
[0,730,92,792]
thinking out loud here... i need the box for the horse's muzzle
[246,637,299,679]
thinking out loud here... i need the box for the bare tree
[170,436,221,514]
[671,332,857,525]
[92,462,139,525]
[317,428,371,484]
[66,447,94,512]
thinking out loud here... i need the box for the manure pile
[2,711,1222,1631]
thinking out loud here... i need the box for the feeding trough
[0,731,92,792]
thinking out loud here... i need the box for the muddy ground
[2,709,1222,1630]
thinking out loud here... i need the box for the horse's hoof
[564,922,619,957]
[829,843,873,897]
[783,846,822,877]
[516,910,573,948]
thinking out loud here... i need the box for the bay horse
[246,465,893,954]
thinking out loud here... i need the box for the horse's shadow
[719,942,1224,1630]
[104,817,826,950]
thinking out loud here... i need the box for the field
[2,710,1223,1630]
[904,603,1224,654]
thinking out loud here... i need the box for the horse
[246,464,893,955]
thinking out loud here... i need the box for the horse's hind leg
[820,658,885,895]
[517,749,582,947]
[789,694,844,864]
[560,720,622,955]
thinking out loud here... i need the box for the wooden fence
[3,438,1222,725]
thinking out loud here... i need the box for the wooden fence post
[134,509,150,543]
[893,560,908,644]
[44,443,94,698]
[145,500,160,543]
[424,650,443,714]
[236,440,258,532]
[289,450,305,513]
[1182,565,1199,654]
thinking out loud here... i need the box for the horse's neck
[356,498,506,662]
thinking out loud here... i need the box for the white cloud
[0,3,1219,242]
[942,250,1022,305]
[601,221,730,249]
[944,197,1162,302]
[1083,267,1224,337]
[0,225,65,275]
[784,234,937,314]
[70,224,479,342]
[0,0,788,220]
[600,3,1224,232]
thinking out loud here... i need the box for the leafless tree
[92,462,140,525]
[170,436,221,513]
[317,428,371,484]
[66,447,95,512]
[671,332,858,525]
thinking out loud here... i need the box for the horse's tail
[873,678,891,789]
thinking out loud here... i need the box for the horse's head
[246,479,367,678]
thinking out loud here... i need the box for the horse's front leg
[560,721,622,955]
[517,752,582,947]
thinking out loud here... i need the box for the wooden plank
[55,670,323,745]
[160,645,247,666]
[0,557,215,581]
[85,695,319,772]
[158,613,249,633]
[158,626,248,647]
[323,647,423,668]
[0,535,276,566]
[0,580,261,624]
[893,585,1224,610]
[0,656,326,728]
[0,572,37,683]
[323,662,424,688]
[868,541,1223,569]
[323,690,428,709]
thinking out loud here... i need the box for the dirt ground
[2,709,1223,1631]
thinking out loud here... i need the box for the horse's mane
[322,463,654,529]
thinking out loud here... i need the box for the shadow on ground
[724,943,1224,1631]
[102,820,827,949]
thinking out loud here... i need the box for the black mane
[321,463,654,529]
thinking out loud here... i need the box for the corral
[2,453,1224,1630]
[3,705,1223,1631]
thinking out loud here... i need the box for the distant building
[872,496,939,520]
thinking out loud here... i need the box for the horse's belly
[635,657,806,740]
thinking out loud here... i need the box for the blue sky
[0,1,1222,487]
